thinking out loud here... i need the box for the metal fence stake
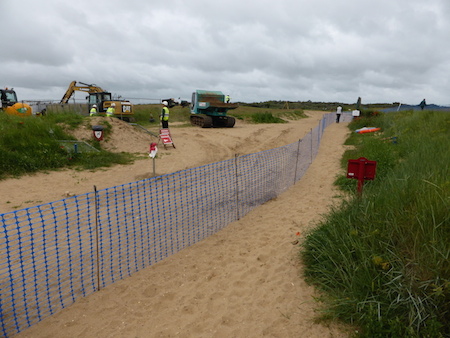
[234,154,240,220]
[94,185,101,291]
[294,139,302,184]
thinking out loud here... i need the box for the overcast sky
[1,0,449,105]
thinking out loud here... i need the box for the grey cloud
[2,0,450,105]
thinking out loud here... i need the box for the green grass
[249,112,287,124]
[132,103,307,126]
[0,104,308,180]
[0,112,134,180]
[132,104,191,127]
[230,106,306,123]
[301,110,450,337]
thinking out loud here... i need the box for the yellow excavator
[61,81,134,121]
[1,87,33,116]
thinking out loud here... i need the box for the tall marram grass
[302,110,450,337]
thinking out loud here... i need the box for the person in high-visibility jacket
[160,101,169,128]
[90,105,98,116]
[106,103,115,117]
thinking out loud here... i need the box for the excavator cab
[88,92,112,111]
[1,89,23,113]
[87,92,133,121]
[1,88,32,116]
[1,88,18,106]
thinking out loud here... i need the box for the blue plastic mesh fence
[0,194,98,337]
[95,158,238,289]
[0,113,335,337]
[237,143,297,218]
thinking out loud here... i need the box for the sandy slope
[8,112,353,337]
[1,112,327,213]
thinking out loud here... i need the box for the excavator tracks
[190,114,213,128]
[190,114,235,128]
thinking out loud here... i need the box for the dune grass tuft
[302,110,450,337]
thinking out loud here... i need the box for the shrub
[250,112,286,124]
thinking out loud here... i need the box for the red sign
[347,157,377,195]
[149,142,158,159]
[92,125,104,141]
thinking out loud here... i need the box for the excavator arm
[60,81,105,104]
[60,81,77,104]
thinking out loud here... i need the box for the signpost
[149,142,158,176]
[347,157,377,196]
[92,125,104,141]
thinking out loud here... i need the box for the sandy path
[13,118,352,337]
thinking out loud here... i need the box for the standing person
[225,94,231,103]
[89,105,98,116]
[336,105,342,123]
[106,103,115,117]
[419,99,426,110]
[356,97,362,111]
[160,101,170,129]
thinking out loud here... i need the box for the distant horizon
[20,98,450,108]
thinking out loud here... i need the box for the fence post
[321,117,325,140]
[93,185,101,291]
[318,119,321,145]
[310,128,313,164]
[234,154,240,220]
[294,139,302,184]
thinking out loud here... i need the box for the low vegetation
[231,105,306,123]
[133,103,307,126]
[302,110,450,337]
[238,100,415,113]
[0,103,308,180]
[0,112,133,180]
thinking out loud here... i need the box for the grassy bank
[0,112,133,180]
[0,104,306,180]
[302,110,449,337]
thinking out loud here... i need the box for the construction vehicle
[190,90,238,128]
[61,81,134,121]
[1,87,33,116]
[162,98,190,108]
